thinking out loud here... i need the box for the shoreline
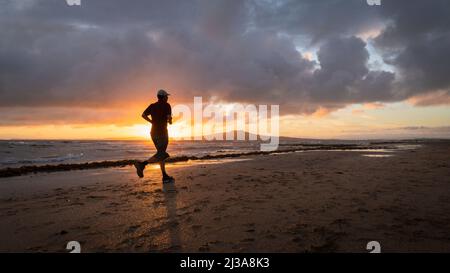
[0,143,398,178]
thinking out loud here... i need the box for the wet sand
[0,141,450,252]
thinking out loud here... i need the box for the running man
[134,89,174,183]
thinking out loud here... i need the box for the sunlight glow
[0,102,449,140]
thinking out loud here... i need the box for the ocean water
[0,140,264,168]
[0,139,378,169]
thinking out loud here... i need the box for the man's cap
[157,89,170,97]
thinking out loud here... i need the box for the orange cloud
[352,109,365,115]
[408,90,450,106]
[363,102,385,110]
[312,107,332,118]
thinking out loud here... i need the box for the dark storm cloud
[0,0,449,125]
[310,36,396,104]
[252,0,382,43]
[375,0,450,101]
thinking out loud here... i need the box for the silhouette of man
[134,89,174,183]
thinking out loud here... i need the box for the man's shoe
[162,175,175,183]
[134,162,146,178]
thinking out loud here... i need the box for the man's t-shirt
[143,101,171,137]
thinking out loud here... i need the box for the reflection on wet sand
[162,182,182,251]
[362,154,394,158]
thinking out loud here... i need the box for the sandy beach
[1,141,450,253]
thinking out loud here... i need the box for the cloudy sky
[1,0,450,139]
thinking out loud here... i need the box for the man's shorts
[151,134,169,162]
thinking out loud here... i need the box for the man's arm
[142,112,152,124]
[142,105,153,124]
[167,104,172,125]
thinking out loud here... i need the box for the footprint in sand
[192,224,202,230]
[87,195,107,200]
[126,225,141,233]
[265,234,277,239]
[69,202,85,206]
[198,244,210,252]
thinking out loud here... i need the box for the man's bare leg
[159,159,167,176]
[160,159,174,183]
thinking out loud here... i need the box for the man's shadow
[162,182,182,251]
